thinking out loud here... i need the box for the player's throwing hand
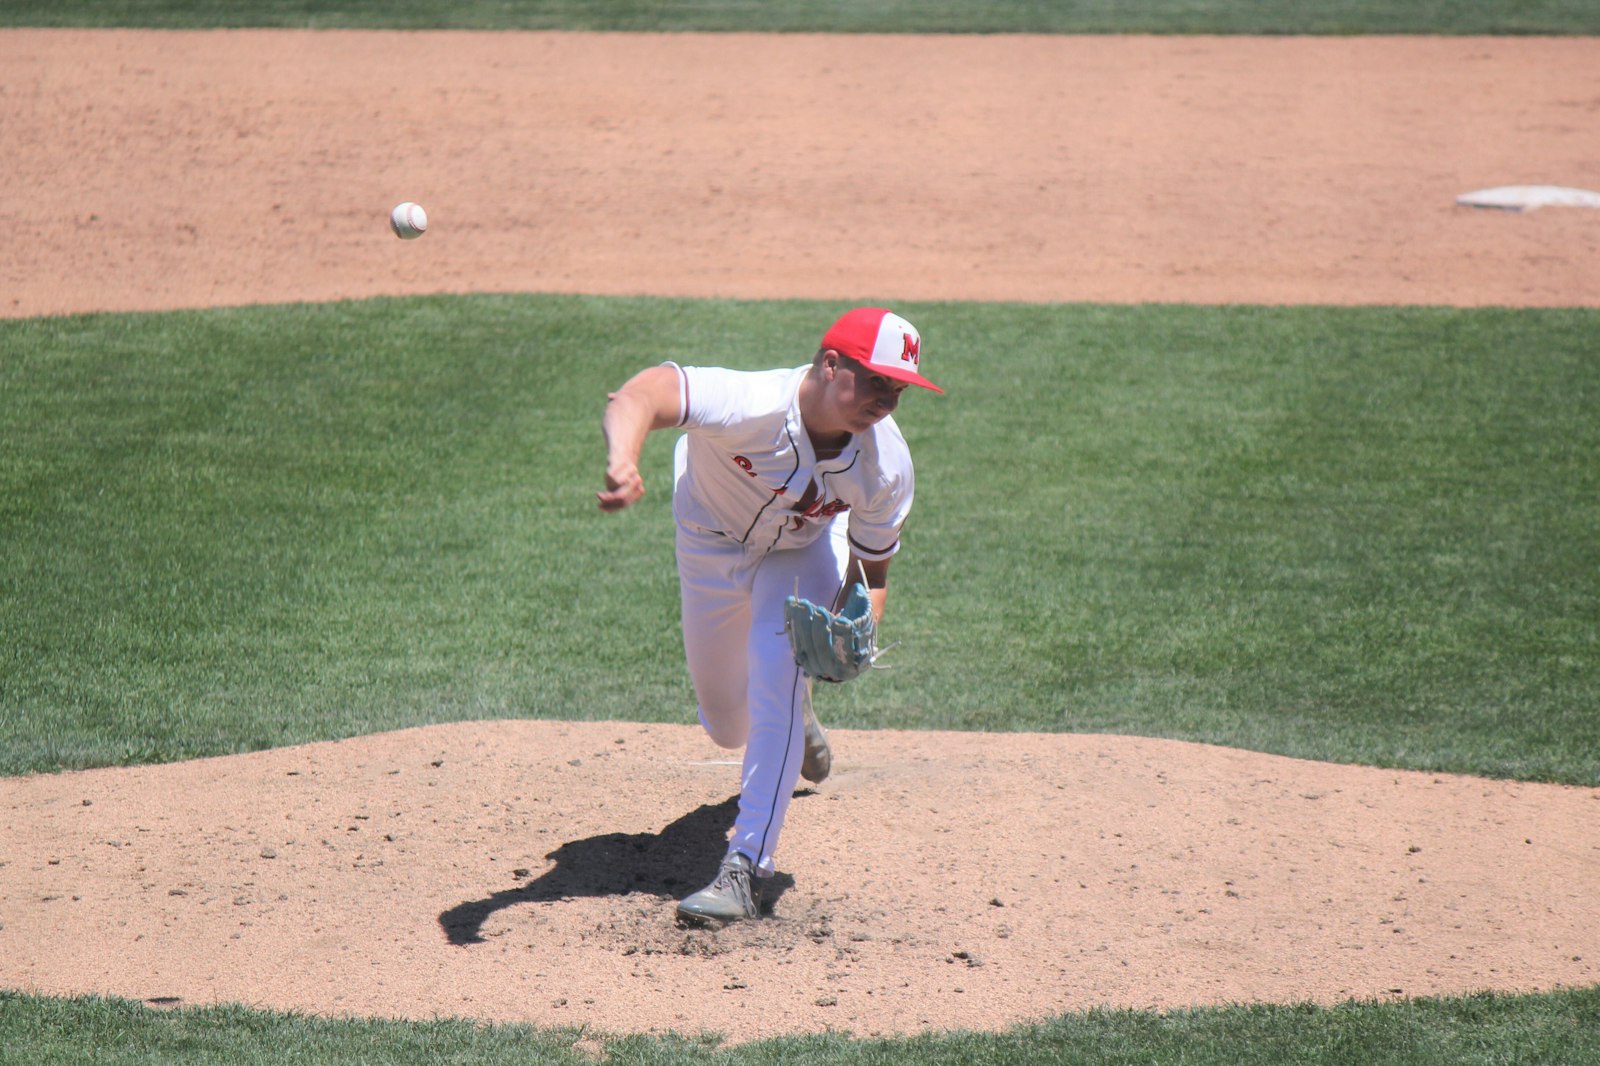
[598,373,683,512]
[597,459,645,511]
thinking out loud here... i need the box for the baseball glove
[784,582,877,683]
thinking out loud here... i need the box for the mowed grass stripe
[3,0,1598,33]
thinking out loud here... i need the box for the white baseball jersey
[667,362,914,561]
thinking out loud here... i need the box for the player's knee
[698,705,748,749]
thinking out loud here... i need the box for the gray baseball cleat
[801,705,832,784]
[676,851,761,926]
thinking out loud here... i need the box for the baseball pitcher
[597,307,943,925]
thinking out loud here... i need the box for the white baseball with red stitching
[389,201,427,240]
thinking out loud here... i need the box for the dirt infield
[2,30,1599,1047]
[3,31,1598,318]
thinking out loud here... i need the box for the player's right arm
[597,365,683,512]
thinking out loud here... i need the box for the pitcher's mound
[4,720,1597,1044]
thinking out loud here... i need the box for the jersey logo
[732,455,758,478]
[900,333,921,367]
[790,497,850,530]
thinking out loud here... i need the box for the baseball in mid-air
[389,201,428,240]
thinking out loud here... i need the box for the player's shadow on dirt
[439,794,799,945]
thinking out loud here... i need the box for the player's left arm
[843,553,891,625]
[843,437,911,625]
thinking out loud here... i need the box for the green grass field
[6,298,1598,783]
[2,987,1599,1065]
[3,0,1599,33]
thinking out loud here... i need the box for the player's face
[834,357,910,432]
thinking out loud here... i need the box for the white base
[1456,185,1600,212]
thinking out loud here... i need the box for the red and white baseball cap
[821,307,944,394]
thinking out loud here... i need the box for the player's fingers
[597,469,645,511]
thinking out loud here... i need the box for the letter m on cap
[900,333,921,367]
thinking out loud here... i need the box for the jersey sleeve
[673,364,762,434]
[662,361,689,427]
[846,439,914,561]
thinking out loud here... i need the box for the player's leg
[674,525,791,925]
[725,523,849,876]
[672,435,752,748]
[672,438,773,926]
[675,524,752,749]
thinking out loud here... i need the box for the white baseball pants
[673,445,850,875]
